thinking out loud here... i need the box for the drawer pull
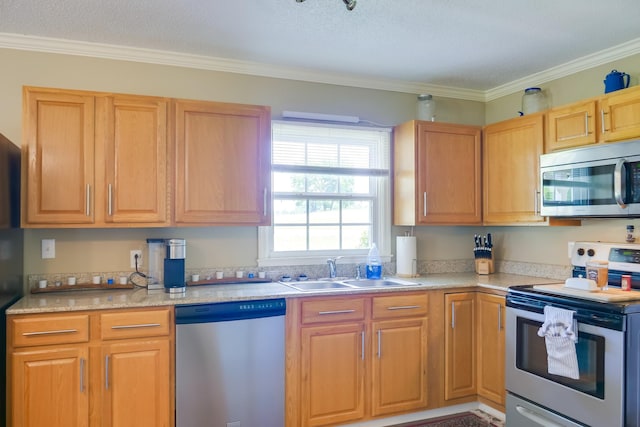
[22,328,78,336]
[318,309,356,315]
[111,323,162,330]
[387,305,421,311]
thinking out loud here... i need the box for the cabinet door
[100,339,171,427]
[483,114,545,224]
[11,346,89,427]
[371,318,428,416]
[300,323,365,426]
[477,293,506,407]
[444,292,476,401]
[22,88,95,225]
[415,122,482,224]
[98,95,169,225]
[174,100,271,225]
[545,100,597,151]
[600,86,640,142]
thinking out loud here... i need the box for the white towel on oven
[537,305,580,379]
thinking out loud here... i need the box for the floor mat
[386,411,502,427]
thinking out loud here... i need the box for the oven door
[506,306,624,427]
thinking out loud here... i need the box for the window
[258,121,391,266]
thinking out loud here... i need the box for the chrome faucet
[327,256,343,278]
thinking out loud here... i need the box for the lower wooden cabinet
[7,307,174,427]
[286,293,431,427]
[476,292,506,408]
[444,292,476,401]
[443,291,506,410]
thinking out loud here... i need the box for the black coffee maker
[164,238,186,293]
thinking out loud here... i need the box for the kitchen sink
[341,278,419,288]
[279,280,356,292]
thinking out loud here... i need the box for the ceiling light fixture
[295,0,357,11]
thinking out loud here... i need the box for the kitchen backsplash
[26,259,571,291]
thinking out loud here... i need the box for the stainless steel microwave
[540,140,640,217]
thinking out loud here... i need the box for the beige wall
[1,47,637,278]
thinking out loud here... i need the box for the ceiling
[1,0,640,100]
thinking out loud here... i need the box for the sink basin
[279,281,356,292]
[341,278,419,288]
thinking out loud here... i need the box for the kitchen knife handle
[451,302,455,329]
[105,355,110,390]
[108,184,113,216]
[80,358,86,393]
[86,184,91,216]
[377,329,382,358]
[422,192,427,217]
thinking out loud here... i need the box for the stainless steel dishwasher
[175,298,286,427]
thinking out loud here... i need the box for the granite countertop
[6,272,561,315]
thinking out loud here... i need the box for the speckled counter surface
[6,272,561,315]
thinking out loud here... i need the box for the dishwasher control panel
[175,298,286,324]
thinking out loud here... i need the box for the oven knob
[577,248,585,256]
[587,249,595,257]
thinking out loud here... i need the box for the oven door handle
[516,405,564,427]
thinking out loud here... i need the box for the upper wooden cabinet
[22,87,170,227]
[546,85,640,152]
[394,120,482,225]
[173,99,271,226]
[483,113,546,225]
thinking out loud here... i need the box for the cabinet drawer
[301,298,366,324]
[100,308,171,340]
[10,314,89,347]
[372,293,428,319]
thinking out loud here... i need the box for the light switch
[42,239,55,259]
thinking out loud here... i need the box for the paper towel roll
[396,236,417,277]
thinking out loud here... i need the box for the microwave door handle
[614,159,626,208]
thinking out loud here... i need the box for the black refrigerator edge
[0,133,23,427]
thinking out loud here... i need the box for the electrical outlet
[42,239,55,259]
[130,250,143,269]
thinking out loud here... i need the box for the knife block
[475,259,494,275]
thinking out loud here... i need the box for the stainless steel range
[506,241,640,427]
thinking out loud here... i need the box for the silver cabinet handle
[583,112,590,137]
[318,309,355,315]
[614,159,627,208]
[498,304,502,331]
[601,109,606,134]
[361,331,365,361]
[80,357,86,393]
[108,184,113,216]
[85,184,91,216]
[377,329,382,358]
[111,323,161,330]
[515,405,563,427]
[105,355,110,390]
[534,190,540,215]
[423,192,427,217]
[387,305,421,311]
[451,302,455,329]
[22,328,78,336]
[263,187,268,217]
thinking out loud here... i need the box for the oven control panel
[571,241,640,273]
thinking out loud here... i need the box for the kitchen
[2,2,640,426]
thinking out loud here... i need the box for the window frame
[258,120,391,267]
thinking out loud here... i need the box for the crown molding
[1,32,639,103]
[485,37,640,102]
